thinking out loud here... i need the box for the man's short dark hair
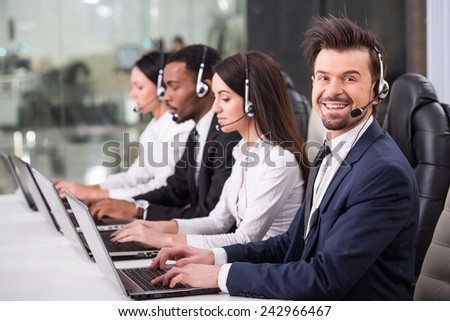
[167,44,221,81]
[302,16,387,86]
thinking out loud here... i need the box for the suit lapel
[193,115,219,203]
[199,115,219,171]
[301,121,384,259]
[205,115,220,145]
[186,128,198,206]
[284,205,306,262]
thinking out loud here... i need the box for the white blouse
[176,138,305,249]
[100,111,194,199]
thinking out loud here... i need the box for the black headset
[374,46,390,100]
[156,52,166,100]
[243,54,255,117]
[195,46,209,98]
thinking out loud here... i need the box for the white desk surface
[3,194,445,321]
[0,194,252,301]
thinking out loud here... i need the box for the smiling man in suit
[89,45,241,221]
[150,17,419,300]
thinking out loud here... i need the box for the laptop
[0,152,37,211]
[10,154,127,231]
[66,192,220,300]
[9,155,62,232]
[33,168,159,261]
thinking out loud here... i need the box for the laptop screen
[0,152,37,210]
[10,155,61,231]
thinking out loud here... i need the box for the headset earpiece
[196,69,209,98]
[350,47,390,118]
[156,68,166,100]
[243,54,254,117]
[196,46,209,98]
[245,102,254,117]
[374,46,390,100]
[378,80,389,100]
[156,52,166,101]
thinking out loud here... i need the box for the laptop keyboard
[100,232,151,252]
[122,268,186,291]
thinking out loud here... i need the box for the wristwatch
[135,200,150,219]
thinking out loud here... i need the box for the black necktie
[187,128,199,206]
[303,142,332,239]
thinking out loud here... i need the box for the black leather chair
[383,73,450,278]
[414,188,450,300]
[281,71,310,139]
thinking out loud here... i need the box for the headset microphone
[172,111,182,122]
[350,96,378,118]
[133,96,159,112]
[215,114,248,131]
[172,92,198,122]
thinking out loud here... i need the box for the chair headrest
[390,73,439,107]
[383,73,441,164]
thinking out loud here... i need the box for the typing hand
[89,198,136,220]
[149,245,215,270]
[53,179,85,199]
[111,220,178,237]
[109,220,181,248]
[53,179,107,200]
[151,263,221,289]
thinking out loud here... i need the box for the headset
[134,52,166,112]
[215,54,255,131]
[173,46,210,122]
[156,52,166,100]
[350,46,390,118]
[374,46,390,100]
[243,54,255,117]
[195,46,209,98]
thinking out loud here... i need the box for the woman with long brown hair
[110,51,308,249]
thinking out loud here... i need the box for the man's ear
[204,78,212,87]
[371,82,381,104]
[203,78,213,94]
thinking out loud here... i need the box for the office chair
[383,73,450,278]
[281,71,311,139]
[414,188,450,300]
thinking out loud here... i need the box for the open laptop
[10,154,127,232]
[0,152,37,211]
[33,168,159,261]
[9,155,62,232]
[66,192,219,300]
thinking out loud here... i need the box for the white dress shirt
[215,116,374,293]
[305,116,374,237]
[100,111,194,199]
[175,138,305,249]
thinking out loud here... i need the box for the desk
[0,194,248,301]
[2,195,441,321]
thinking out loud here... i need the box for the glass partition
[0,0,426,195]
[0,0,246,193]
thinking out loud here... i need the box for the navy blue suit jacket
[223,121,419,300]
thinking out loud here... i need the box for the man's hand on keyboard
[149,245,215,270]
[151,263,221,289]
